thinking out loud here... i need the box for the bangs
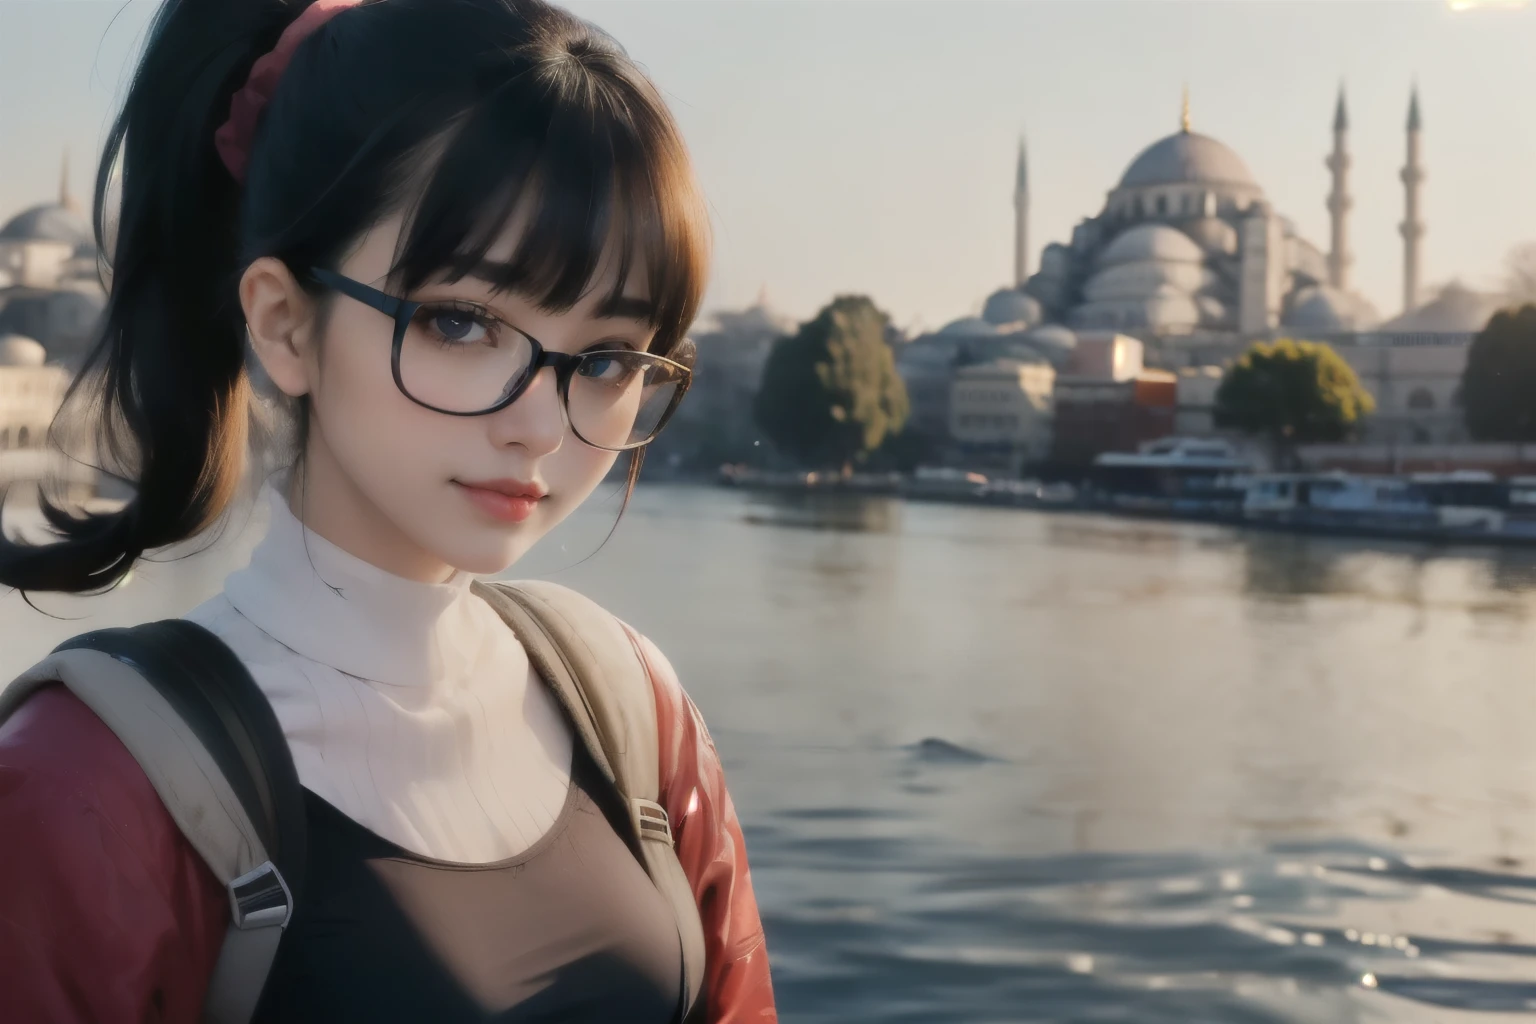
[387,53,709,358]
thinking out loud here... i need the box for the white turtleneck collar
[223,481,476,687]
[193,477,577,862]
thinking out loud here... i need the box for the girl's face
[243,212,657,582]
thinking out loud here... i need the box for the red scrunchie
[213,0,369,183]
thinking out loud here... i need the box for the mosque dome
[1118,131,1259,190]
[1284,285,1381,332]
[1074,225,1214,334]
[1083,261,1215,303]
[1182,216,1238,255]
[1071,291,1203,335]
[0,333,47,366]
[1017,324,1077,367]
[939,316,999,337]
[1377,282,1505,334]
[1097,224,1206,268]
[0,204,92,247]
[981,288,1043,328]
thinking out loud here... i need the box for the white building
[0,334,68,451]
[949,357,1055,472]
[1174,365,1224,437]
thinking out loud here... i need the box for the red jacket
[0,644,776,1024]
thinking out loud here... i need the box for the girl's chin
[434,526,546,578]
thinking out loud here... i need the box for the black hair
[0,0,709,595]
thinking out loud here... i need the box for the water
[5,484,1536,1021]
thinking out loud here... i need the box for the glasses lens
[567,351,686,449]
[397,303,535,413]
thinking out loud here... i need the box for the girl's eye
[418,305,496,346]
[578,352,638,384]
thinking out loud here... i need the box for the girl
[0,0,775,1021]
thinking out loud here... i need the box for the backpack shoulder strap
[472,579,707,1019]
[0,619,304,1024]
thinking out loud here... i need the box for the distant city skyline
[1,0,1533,331]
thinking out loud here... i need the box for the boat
[1091,437,1254,514]
[901,466,990,502]
[1235,471,1445,540]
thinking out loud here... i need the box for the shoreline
[707,473,1536,551]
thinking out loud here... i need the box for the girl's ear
[242,256,319,398]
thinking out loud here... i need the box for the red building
[1052,371,1178,466]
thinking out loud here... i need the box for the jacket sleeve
[0,684,230,1024]
[629,631,778,1024]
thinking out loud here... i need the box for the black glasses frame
[307,267,691,452]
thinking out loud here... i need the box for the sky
[2,0,1533,333]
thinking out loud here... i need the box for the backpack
[0,579,707,1024]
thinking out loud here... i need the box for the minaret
[1326,85,1352,290]
[59,148,80,213]
[1181,84,1192,133]
[1400,86,1426,313]
[1013,134,1030,286]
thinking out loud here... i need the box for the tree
[753,295,909,470]
[1461,304,1536,441]
[1214,338,1374,465]
[1505,243,1536,305]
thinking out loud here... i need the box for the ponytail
[0,0,296,594]
[0,0,712,594]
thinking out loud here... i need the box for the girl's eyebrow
[461,259,657,323]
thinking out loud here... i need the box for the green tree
[1461,304,1536,440]
[1214,338,1374,466]
[753,295,910,470]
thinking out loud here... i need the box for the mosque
[932,87,1509,446]
[0,155,106,368]
[981,88,1444,347]
[0,156,104,462]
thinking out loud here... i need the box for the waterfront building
[0,334,67,452]
[1052,371,1178,467]
[949,356,1055,472]
[1174,366,1224,437]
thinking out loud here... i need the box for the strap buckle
[633,798,673,846]
[228,861,293,930]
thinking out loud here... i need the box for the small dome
[1182,216,1238,255]
[1021,323,1077,352]
[708,301,796,338]
[0,333,47,366]
[1285,285,1381,332]
[1119,131,1259,190]
[1098,224,1205,268]
[0,204,92,247]
[939,316,998,337]
[1083,261,1214,303]
[1071,292,1203,334]
[1378,282,1505,334]
[981,288,1043,328]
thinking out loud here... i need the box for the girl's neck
[285,438,456,585]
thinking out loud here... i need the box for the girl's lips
[453,481,542,523]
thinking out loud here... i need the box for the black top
[253,743,682,1023]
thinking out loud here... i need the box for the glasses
[306,267,691,452]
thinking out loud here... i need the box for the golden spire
[1181,84,1192,133]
